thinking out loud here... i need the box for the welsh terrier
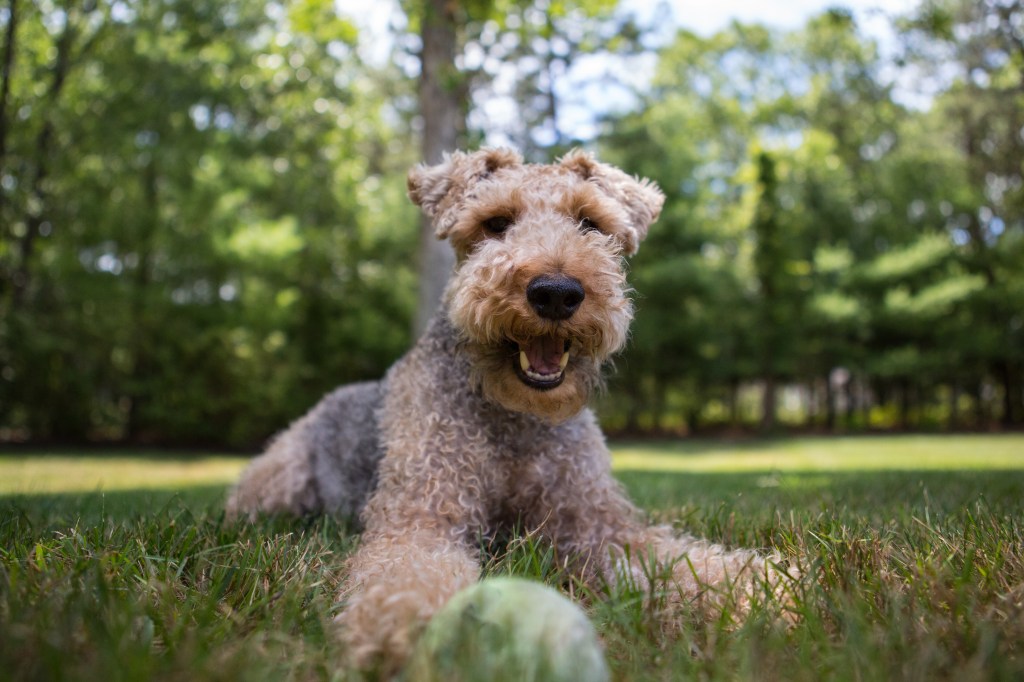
[227,148,780,672]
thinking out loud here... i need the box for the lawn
[1,434,1022,680]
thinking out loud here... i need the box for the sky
[341,0,921,47]
[661,0,919,36]
[337,0,924,144]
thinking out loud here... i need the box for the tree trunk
[972,381,987,429]
[843,380,855,430]
[623,384,641,434]
[999,361,1023,427]
[948,382,960,430]
[0,0,16,303]
[804,380,816,427]
[856,375,869,429]
[10,1,77,309]
[824,372,836,431]
[125,158,160,443]
[414,0,463,337]
[760,377,776,432]
[898,380,910,430]
[729,378,740,428]
[0,0,17,175]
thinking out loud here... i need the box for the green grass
[613,434,1024,472]
[0,452,243,495]
[1,435,1023,681]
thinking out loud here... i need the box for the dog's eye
[483,216,513,234]
[579,217,599,233]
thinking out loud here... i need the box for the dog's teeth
[518,344,567,384]
[525,368,561,382]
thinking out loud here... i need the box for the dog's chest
[475,415,581,519]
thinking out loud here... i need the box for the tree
[898,0,1024,425]
[410,0,463,335]
[751,151,786,431]
[596,7,1014,433]
[598,22,808,432]
[0,0,418,445]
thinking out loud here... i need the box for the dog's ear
[559,149,664,256]
[408,148,524,239]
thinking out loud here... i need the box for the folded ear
[407,148,524,239]
[559,149,664,255]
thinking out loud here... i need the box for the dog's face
[408,148,664,423]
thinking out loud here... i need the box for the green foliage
[598,3,1024,432]
[0,0,418,446]
[861,233,953,283]
[1,0,1023,444]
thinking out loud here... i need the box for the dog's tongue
[522,335,565,375]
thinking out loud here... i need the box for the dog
[227,148,777,672]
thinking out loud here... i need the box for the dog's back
[226,380,384,521]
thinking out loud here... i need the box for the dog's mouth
[509,335,571,390]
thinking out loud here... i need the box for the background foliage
[1,0,1022,447]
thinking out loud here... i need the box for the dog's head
[408,148,664,423]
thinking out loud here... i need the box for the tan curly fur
[226,149,787,676]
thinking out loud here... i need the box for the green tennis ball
[405,577,609,682]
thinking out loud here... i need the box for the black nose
[527,275,585,320]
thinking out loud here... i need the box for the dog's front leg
[337,520,479,675]
[544,477,773,616]
[527,420,773,614]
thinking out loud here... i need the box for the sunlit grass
[0,453,246,494]
[2,434,1021,497]
[612,434,1024,473]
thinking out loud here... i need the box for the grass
[1,434,1023,681]
[0,452,243,495]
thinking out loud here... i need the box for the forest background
[1,0,1022,448]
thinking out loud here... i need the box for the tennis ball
[405,577,609,682]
